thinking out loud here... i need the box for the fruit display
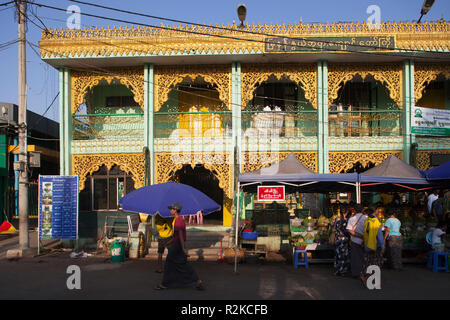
[317,215,330,227]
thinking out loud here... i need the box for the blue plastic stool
[294,248,309,269]
[425,231,449,273]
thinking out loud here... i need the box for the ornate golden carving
[328,151,402,173]
[154,152,233,198]
[71,67,145,114]
[40,21,450,58]
[241,151,318,173]
[414,63,450,104]
[416,150,450,171]
[154,65,231,111]
[72,153,145,191]
[241,63,317,109]
[328,63,403,108]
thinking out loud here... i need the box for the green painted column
[64,68,72,175]
[317,61,324,174]
[322,61,329,174]
[403,60,414,164]
[144,64,155,185]
[59,68,65,175]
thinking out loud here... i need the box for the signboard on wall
[38,176,79,240]
[264,36,395,52]
[257,186,285,202]
[411,106,450,136]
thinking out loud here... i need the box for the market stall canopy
[119,182,221,218]
[359,155,433,191]
[238,153,358,193]
[421,161,450,188]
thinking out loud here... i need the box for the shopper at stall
[333,205,351,276]
[154,214,174,273]
[427,190,439,216]
[383,208,403,271]
[360,208,385,287]
[346,204,367,278]
[432,193,444,223]
[155,202,204,291]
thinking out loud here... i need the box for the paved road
[0,251,449,300]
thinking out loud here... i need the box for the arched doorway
[172,164,223,225]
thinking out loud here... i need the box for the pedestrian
[154,213,174,273]
[427,190,439,216]
[432,193,444,223]
[360,208,385,287]
[346,203,367,278]
[383,208,403,271]
[333,205,351,276]
[155,202,205,291]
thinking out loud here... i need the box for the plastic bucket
[110,242,125,263]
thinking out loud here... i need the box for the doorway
[173,164,223,225]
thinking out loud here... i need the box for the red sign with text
[257,186,285,201]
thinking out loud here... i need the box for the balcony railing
[154,111,233,139]
[328,110,402,137]
[242,110,317,137]
[72,113,144,140]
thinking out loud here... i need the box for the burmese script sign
[411,106,450,136]
[264,36,395,52]
[257,186,285,202]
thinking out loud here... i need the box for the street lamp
[237,4,247,28]
[417,0,435,23]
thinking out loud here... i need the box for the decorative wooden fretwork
[72,153,145,191]
[327,63,403,108]
[71,67,145,114]
[416,150,450,171]
[40,21,450,58]
[241,63,317,109]
[241,151,318,173]
[154,65,231,112]
[328,151,402,173]
[414,63,450,104]
[154,152,233,198]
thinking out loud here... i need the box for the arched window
[79,165,135,212]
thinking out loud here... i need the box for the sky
[0,0,449,122]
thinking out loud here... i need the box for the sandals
[195,282,205,291]
[154,270,162,274]
[154,285,168,290]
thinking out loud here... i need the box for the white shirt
[428,194,438,213]
[432,228,445,244]
[346,213,367,245]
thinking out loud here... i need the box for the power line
[27,0,450,62]
[69,0,449,55]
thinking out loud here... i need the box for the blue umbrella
[119,182,221,218]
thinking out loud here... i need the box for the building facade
[39,21,450,228]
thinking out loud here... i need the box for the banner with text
[411,106,450,136]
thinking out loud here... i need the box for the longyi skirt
[162,241,199,288]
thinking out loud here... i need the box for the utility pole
[17,0,29,250]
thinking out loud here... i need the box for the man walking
[346,204,367,278]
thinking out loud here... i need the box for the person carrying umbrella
[154,202,205,291]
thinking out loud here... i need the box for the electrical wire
[69,0,450,55]
[26,0,450,62]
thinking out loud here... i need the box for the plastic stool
[294,248,309,269]
[427,251,449,273]
[189,211,203,225]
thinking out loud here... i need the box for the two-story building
[38,20,450,238]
